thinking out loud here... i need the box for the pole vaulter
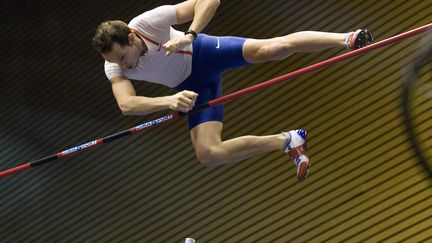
[1,23,431,178]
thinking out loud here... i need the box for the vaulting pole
[1,23,431,178]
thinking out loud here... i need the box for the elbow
[202,0,219,9]
[120,106,132,116]
[119,101,133,116]
[121,108,132,116]
[212,0,220,8]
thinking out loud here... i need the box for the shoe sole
[297,155,310,181]
[355,29,374,49]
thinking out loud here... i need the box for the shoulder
[104,60,120,70]
[129,5,176,28]
[104,61,123,80]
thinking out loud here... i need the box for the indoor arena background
[1,0,431,242]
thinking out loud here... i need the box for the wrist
[184,30,197,41]
[184,34,194,43]
[162,96,172,109]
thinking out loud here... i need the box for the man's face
[102,41,140,70]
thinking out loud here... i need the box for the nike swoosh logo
[216,37,220,49]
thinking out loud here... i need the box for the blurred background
[0,0,431,242]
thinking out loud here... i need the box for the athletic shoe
[282,129,310,181]
[345,29,374,49]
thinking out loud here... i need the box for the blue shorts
[175,34,250,129]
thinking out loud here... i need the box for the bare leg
[189,32,344,167]
[190,121,286,167]
[243,31,347,63]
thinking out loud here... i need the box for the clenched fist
[168,90,198,113]
[163,35,194,56]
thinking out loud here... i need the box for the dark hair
[92,20,131,53]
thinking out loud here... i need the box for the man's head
[92,20,142,70]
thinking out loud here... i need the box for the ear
[128,33,136,45]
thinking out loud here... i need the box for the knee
[195,146,221,167]
[258,40,294,61]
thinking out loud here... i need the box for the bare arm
[110,76,198,115]
[163,0,220,55]
[175,0,220,32]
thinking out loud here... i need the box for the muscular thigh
[198,34,250,73]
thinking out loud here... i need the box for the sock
[282,132,291,152]
[344,32,354,49]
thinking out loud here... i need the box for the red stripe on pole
[0,163,32,177]
[209,23,432,106]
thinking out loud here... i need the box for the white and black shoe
[345,29,374,49]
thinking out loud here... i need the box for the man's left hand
[163,35,194,56]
